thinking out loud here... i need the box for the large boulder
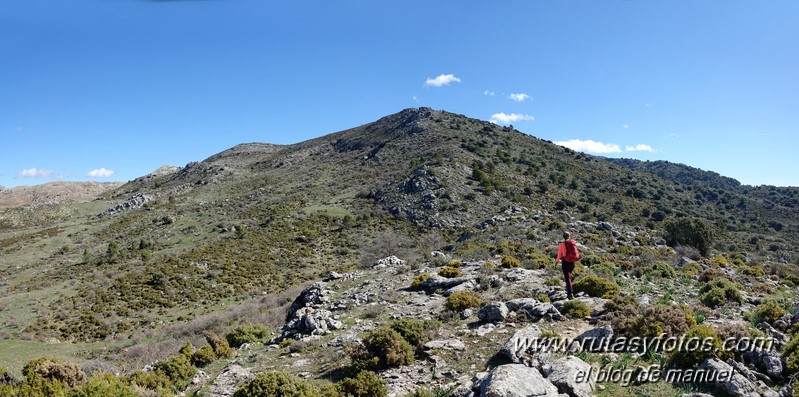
[699,358,774,397]
[478,302,510,323]
[542,356,594,397]
[282,307,342,339]
[500,325,542,363]
[480,364,561,397]
[744,349,785,381]
[420,275,472,290]
[575,326,613,352]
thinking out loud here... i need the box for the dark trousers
[562,261,575,295]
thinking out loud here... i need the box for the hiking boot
[567,293,574,300]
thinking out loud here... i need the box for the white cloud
[412,96,419,102]
[626,144,654,152]
[87,168,115,178]
[489,112,534,125]
[424,74,461,87]
[509,93,531,102]
[15,167,54,179]
[484,90,495,96]
[622,124,630,129]
[667,133,680,139]
[554,139,622,154]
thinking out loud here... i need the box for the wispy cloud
[509,93,531,102]
[555,139,622,154]
[489,112,534,125]
[15,167,55,179]
[667,133,680,139]
[622,124,630,129]
[424,74,461,87]
[484,90,495,96]
[412,96,419,103]
[626,144,654,152]
[87,168,115,178]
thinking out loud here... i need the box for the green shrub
[338,370,387,397]
[411,274,430,289]
[664,218,714,257]
[784,333,799,374]
[448,260,462,268]
[669,325,725,368]
[234,371,318,397]
[22,357,87,388]
[445,291,483,311]
[390,318,440,348]
[438,267,461,278]
[191,345,217,367]
[205,331,234,359]
[750,300,788,325]
[572,275,620,298]
[544,277,562,287]
[612,304,697,339]
[125,370,172,394]
[501,255,520,269]
[362,327,415,369]
[70,374,138,397]
[226,324,272,348]
[698,279,743,308]
[153,354,196,391]
[560,300,591,318]
[536,293,551,303]
[4,376,69,397]
[681,262,703,277]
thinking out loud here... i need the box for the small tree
[664,218,714,257]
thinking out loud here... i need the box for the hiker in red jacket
[555,231,580,299]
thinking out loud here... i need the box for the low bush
[410,273,430,289]
[153,354,196,391]
[668,325,726,368]
[572,275,620,299]
[233,371,318,397]
[22,357,87,388]
[390,319,440,348]
[204,331,234,359]
[784,333,799,375]
[226,324,272,348]
[338,370,387,397]
[698,278,743,308]
[612,304,697,339]
[71,374,138,397]
[445,291,483,311]
[560,300,591,318]
[191,345,217,367]
[362,327,415,369]
[750,300,788,325]
[500,255,520,269]
[438,267,461,278]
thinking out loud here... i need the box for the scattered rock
[478,302,510,323]
[460,309,473,320]
[424,339,466,351]
[480,364,561,397]
[371,255,406,269]
[206,365,253,397]
[542,356,594,397]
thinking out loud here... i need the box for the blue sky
[1,0,797,188]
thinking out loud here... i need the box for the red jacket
[555,240,580,263]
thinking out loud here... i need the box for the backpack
[563,240,580,262]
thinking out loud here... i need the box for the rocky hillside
[0,108,797,396]
[0,181,122,210]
